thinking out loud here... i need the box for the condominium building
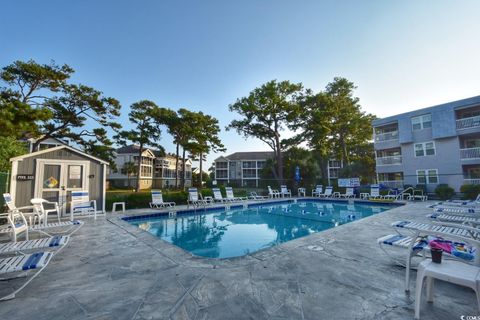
[372,95,480,192]
[214,152,274,187]
[108,145,192,189]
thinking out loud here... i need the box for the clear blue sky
[2,0,480,168]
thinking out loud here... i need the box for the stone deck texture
[0,200,477,319]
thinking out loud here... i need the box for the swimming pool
[125,200,398,258]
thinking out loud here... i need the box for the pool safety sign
[44,176,59,188]
[338,178,360,187]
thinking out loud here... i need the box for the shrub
[460,184,480,200]
[434,184,455,200]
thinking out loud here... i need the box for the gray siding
[13,149,105,209]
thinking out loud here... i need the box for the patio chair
[225,187,247,202]
[212,188,228,203]
[312,185,323,197]
[187,188,209,208]
[149,190,175,208]
[383,189,399,201]
[431,195,480,208]
[427,211,480,225]
[31,198,61,225]
[0,211,29,243]
[432,206,478,214]
[3,193,44,226]
[0,235,69,255]
[70,191,97,220]
[248,192,268,200]
[280,185,291,198]
[268,186,280,198]
[318,186,333,198]
[340,187,355,198]
[408,189,427,201]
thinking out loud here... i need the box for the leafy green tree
[227,80,304,183]
[0,136,28,172]
[115,100,164,191]
[0,60,121,158]
[123,161,138,187]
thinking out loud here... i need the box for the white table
[112,202,126,214]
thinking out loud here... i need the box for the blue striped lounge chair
[226,187,247,202]
[0,235,69,255]
[70,191,97,220]
[150,190,175,208]
[212,188,228,203]
[187,188,209,208]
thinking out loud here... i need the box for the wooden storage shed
[9,145,108,215]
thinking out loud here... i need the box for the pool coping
[108,197,405,265]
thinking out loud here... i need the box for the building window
[417,169,438,184]
[216,161,228,169]
[216,170,227,179]
[411,114,432,130]
[414,142,435,157]
[242,169,257,178]
[257,161,266,169]
[242,161,256,168]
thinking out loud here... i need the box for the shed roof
[10,145,110,165]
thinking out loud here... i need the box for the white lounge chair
[318,186,333,198]
[408,189,427,201]
[0,235,69,255]
[340,187,355,198]
[3,193,43,226]
[70,191,97,220]
[432,195,480,207]
[187,188,209,208]
[225,187,247,202]
[0,212,29,243]
[280,185,291,198]
[383,190,399,201]
[248,192,268,200]
[212,188,228,203]
[369,186,382,199]
[427,211,480,225]
[312,185,323,197]
[268,186,280,198]
[31,198,61,225]
[149,190,175,208]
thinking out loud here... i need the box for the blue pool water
[126,200,397,259]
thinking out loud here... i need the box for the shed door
[35,160,89,216]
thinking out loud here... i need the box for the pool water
[127,201,395,258]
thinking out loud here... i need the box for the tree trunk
[181,148,186,189]
[175,143,180,189]
[199,152,203,187]
[274,135,283,183]
[136,145,143,192]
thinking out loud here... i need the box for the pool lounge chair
[427,211,480,225]
[318,186,334,198]
[268,186,280,198]
[225,187,248,202]
[0,235,69,255]
[408,189,427,201]
[149,190,176,208]
[312,185,323,197]
[70,191,97,220]
[280,185,291,198]
[431,195,480,208]
[369,186,382,199]
[212,188,228,203]
[383,189,400,201]
[340,187,355,198]
[187,188,209,208]
[249,192,268,200]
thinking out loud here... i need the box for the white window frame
[411,114,432,131]
[416,169,438,184]
[414,141,436,157]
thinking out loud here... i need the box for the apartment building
[214,152,274,187]
[108,145,192,189]
[372,95,480,192]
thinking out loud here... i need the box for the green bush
[460,184,480,200]
[434,184,455,200]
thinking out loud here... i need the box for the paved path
[0,201,476,319]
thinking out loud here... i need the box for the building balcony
[460,147,480,160]
[378,180,404,188]
[456,115,480,130]
[464,178,480,185]
[376,155,402,166]
[374,131,399,143]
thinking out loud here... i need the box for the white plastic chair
[212,188,228,202]
[225,187,247,201]
[312,185,323,197]
[2,193,42,226]
[280,185,291,198]
[70,191,97,220]
[268,186,280,198]
[0,211,29,243]
[31,198,61,226]
[149,190,175,208]
[340,187,355,198]
[319,186,333,198]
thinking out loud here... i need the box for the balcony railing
[374,131,399,142]
[456,115,480,130]
[460,147,480,159]
[376,155,402,166]
[464,178,480,185]
[378,180,404,188]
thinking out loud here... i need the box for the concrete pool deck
[0,200,477,319]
